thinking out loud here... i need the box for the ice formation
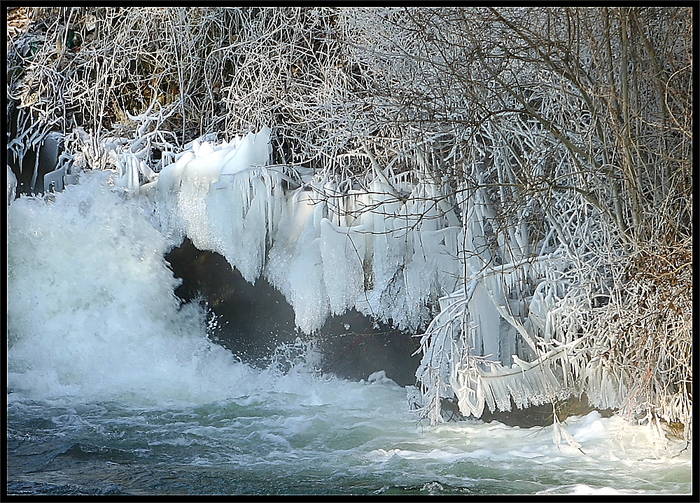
[153,127,283,283]
[149,128,465,335]
[83,127,625,423]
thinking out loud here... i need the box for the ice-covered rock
[7,168,17,206]
[141,127,584,424]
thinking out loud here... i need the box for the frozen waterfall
[101,127,622,424]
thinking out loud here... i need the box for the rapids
[6,172,692,495]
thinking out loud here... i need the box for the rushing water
[6,172,692,495]
[7,370,693,496]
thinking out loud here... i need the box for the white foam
[7,171,257,405]
[6,178,401,410]
[537,484,642,495]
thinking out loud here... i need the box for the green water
[7,373,692,496]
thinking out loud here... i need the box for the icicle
[320,218,365,315]
[552,404,585,453]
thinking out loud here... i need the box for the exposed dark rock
[481,396,615,427]
[164,238,618,426]
[8,132,63,196]
[164,238,421,386]
[442,395,615,427]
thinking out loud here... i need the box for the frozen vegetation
[7,7,692,439]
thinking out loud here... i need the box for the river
[6,172,691,496]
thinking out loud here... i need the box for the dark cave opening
[164,238,422,386]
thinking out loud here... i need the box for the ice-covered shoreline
[7,127,689,432]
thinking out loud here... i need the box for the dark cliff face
[165,238,421,386]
